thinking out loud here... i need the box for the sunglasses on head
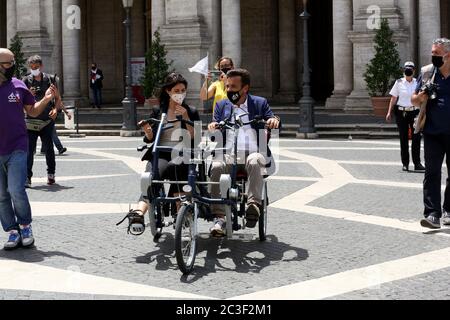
[0,60,15,68]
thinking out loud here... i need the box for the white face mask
[170,93,186,105]
[31,69,41,77]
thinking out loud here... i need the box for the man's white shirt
[225,99,258,154]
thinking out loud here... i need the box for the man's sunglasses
[0,60,15,68]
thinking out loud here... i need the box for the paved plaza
[1,136,450,300]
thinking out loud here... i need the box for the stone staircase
[55,103,399,139]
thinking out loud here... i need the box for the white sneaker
[4,231,21,251]
[210,218,226,237]
[20,225,35,248]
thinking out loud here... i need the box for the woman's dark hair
[157,72,188,112]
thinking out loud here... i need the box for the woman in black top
[124,73,200,234]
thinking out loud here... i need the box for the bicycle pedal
[130,224,145,236]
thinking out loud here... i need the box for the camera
[421,82,439,100]
[32,86,42,95]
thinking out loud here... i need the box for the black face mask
[227,89,243,105]
[2,65,16,81]
[404,69,414,77]
[220,68,231,75]
[432,55,444,68]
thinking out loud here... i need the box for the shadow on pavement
[0,246,86,263]
[423,228,450,236]
[135,234,309,283]
[30,184,75,193]
[135,233,177,271]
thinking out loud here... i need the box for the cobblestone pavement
[1,137,450,300]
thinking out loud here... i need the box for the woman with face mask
[386,61,425,173]
[200,56,235,114]
[121,73,200,235]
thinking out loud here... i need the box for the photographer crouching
[412,38,450,229]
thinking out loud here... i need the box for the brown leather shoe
[245,203,261,228]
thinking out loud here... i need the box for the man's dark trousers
[92,87,102,107]
[395,107,421,167]
[27,122,56,179]
[423,133,450,218]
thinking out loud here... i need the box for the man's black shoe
[402,166,409,172]
[58,147,67,155]
[414,164,426,172]
[420,215,441,229]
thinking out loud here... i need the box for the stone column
[151,0,166,35]
[159,0,211,111]
[62,0,82,104]
[276,0,297,103]
[51,0,63,80]
[325,0,353,111]
[210,0,222,62]
[15,0,53,63]
[344,1,408,114]
[221,0,241,67]
[6,0,17,47]
[418,0,441,67]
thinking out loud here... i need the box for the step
[55,129,399,139]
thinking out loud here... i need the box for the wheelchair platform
[198,233,256,241]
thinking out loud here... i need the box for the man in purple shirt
[0,48,56,250]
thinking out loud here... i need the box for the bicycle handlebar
[217,115,267,130]
[140,115,195,128]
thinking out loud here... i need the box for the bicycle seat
[236,170,248,181]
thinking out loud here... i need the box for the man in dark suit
[90,63,104,109]
[207,68,280,237]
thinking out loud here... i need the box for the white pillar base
[296,132,319,139]
[120,130,142,138]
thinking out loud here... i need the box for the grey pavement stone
[288,149,421,162]
[1,208,448,300]
[95,150,142,158]
[309,183,431,221]
[267,180,314,203]
[33,151,108,160]
[2,137,449,300]
[277,140,401,149]
[340,163,443,184]
[274,162,321,178]
[26,174,140,204]
[31,160,135,177]
[329,267,450,300]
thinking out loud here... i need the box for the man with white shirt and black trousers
[386,61,425,172]
[208,69,280,237]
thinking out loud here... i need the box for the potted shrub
[363,18,403,117]
[142,29,173,107]
[9,34,27,79]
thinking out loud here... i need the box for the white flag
[188,55,209,76]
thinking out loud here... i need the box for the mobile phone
[50,74,57,86]
[210,70,221,82]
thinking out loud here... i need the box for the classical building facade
[0,0,449,113]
